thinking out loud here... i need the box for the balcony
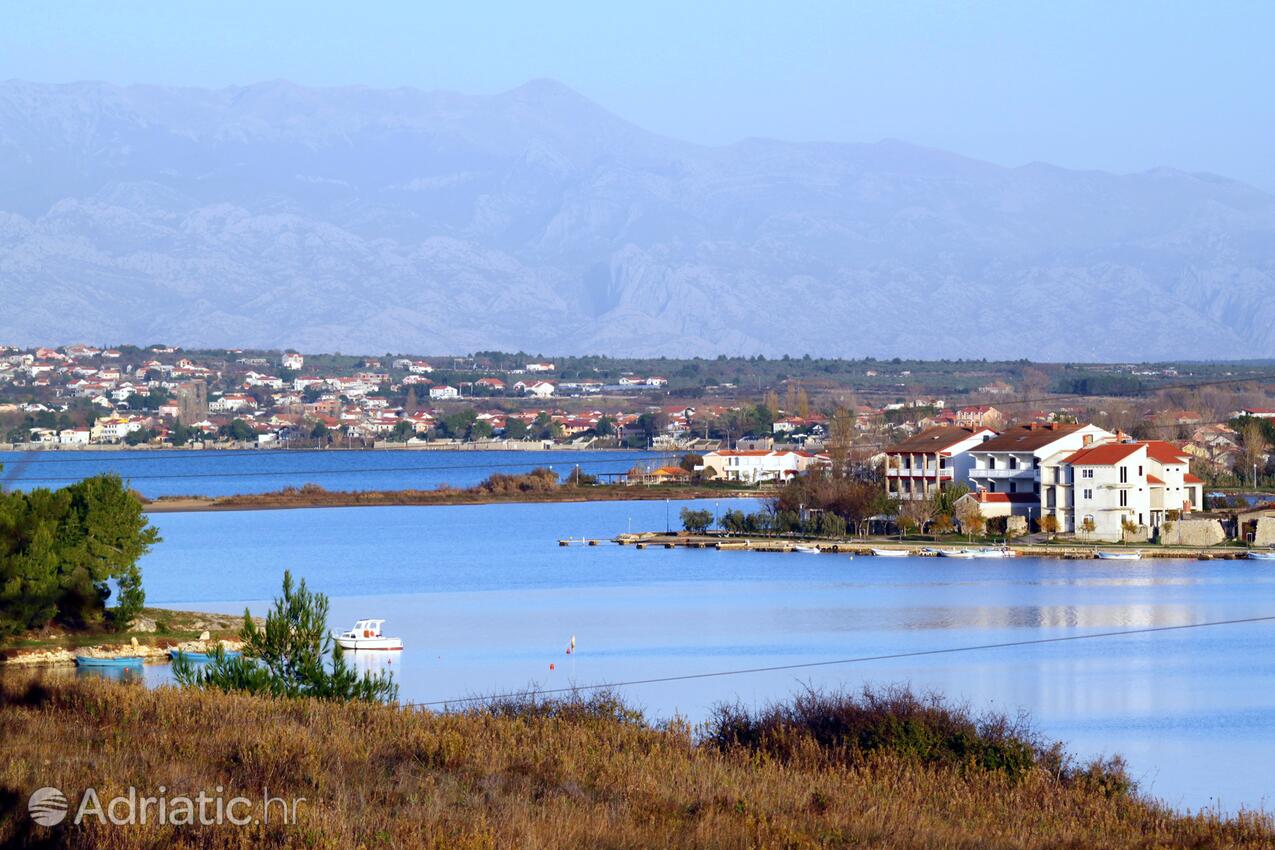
[886,467,954,478]
[968,467,1034,479]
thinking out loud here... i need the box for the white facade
[282,352,304,370]
[695,450,828,484]
[58,428,91,445]
[967,423,1113,521]
[429,385,460,400]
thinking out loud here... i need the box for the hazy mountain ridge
[1,78,1273,358]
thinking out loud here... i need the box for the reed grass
[1,679,1270,848]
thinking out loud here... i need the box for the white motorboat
[870,548,911,557]
[793,544,821,554]
[966,547,1015,559]
[333,619,403,651]
[1095,550,1142,561]
[934,549,976,559]
[1246,550,1275,561]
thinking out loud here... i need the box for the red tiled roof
[1184,473,1203,484]
[1146,474,1165,485]
[885,426,989,454]
[1065,442,1143,465]
[976,423,1083,452]
[1140,440,1191,464]
[971,492,1039,504]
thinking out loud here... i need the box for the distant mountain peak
[0,78,1271,359]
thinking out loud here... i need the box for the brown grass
[1,679,1272,849]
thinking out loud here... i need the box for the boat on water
[1246,550,1275,561]
[1095,550,1142,560]
[75,655,145,668]
[793,545,821,554]
[870,548,911,557]
[933,548,976,559]
[966,547,1015,559]
[332,619,403,651]
[167,648,243,662]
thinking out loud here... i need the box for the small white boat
[1246,550,1275,561]
[870,548,911,557]
[793,545,821,554]
[934,549,976,559]
[332,619,403,651]
[967,547,1015,559]
[1095,550,1142,561]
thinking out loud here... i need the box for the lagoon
[105,497,1275,813]
[0,448,669,498]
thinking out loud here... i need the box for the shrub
[174,571,397,703]
[704,686,1129,792]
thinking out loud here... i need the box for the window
[1083,488,1093,499]
[1009,481,1017,493]
[1138,465,1143,476]
[1009,456,1019,470]
[1119,490,1128,507]
[1034,458,1041,469]
[1082,469,1094,479]
[988,456,997,469]
[1120,466,1128,484]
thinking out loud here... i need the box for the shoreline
[141,485,758,513]
[0,607,249,667]
[620,531,1266,560]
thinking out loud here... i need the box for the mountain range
[1,78,1273,360]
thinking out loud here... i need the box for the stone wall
[1255,517,1275,547]
[1161,518,1226,547]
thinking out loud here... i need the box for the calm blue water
[91,497,1275,813]
[0,449,670,497]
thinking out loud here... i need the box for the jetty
[607,532,1259,560]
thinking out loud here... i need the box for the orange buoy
[549,663,555,670]
[363,629,372,638]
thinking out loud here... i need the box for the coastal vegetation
[174,571,396,703]
[3,678,1271,848]
[0,471,158,637]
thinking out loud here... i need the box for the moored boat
[870,548,911,557]
[967,547,1015,559]
[934,549,976,559]
[167,648,243,662]
[1246,550,1275,561]
[333,619,403,651]
[1095,550,1142,560]
[75,654,145,668]
[793,544,821,554]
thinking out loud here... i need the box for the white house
[282,352,304,370]
[429,385,460,400]
[966,423,1113,522]
[883,426,997,501]
[695,449,829,484]
[209,394,257,413]
[1056,439,1204,541]
[525,362,555,372]
[514,380,555,398]
[58,428,91,445]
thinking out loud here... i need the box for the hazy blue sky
[6,1,1274,190]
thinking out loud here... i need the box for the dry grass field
[1,679,1271,849]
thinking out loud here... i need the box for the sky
[4,0,1275,190]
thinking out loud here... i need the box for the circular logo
[28,787,68,826]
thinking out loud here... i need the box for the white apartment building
[1058,440,1204,541]
[428,385,460,400]
[695,449,829,484]
[282,352,304,370]
[966,423,1113,522]
[883,426,996,501]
